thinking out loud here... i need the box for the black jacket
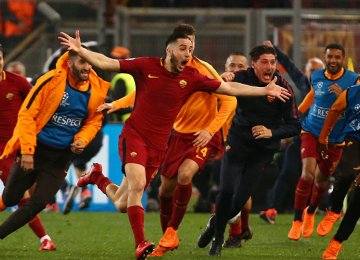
[228,68,301,150]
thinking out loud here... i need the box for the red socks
[229,219,242,236]
[159,195,173,233]
[168,183,192,230]
[127,205,145,247]
[94,174,112,195]
[294,178,312,210]
[310,184,327,209]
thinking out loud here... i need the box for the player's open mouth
[181,60,189,66]
[263,72,272,80]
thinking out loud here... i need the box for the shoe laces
[325,210,341,222]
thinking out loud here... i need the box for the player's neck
[163,57,173,73]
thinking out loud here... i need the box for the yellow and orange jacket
[0,52,110,158]
[112,56,236,139]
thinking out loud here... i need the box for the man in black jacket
[197,44,301,256]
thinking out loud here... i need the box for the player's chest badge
[6,93,14,100]
[179,79,187,88]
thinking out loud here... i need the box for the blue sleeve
[275,46,309,94]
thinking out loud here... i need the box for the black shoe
[208,238,223,256]
[198,214,216,248]
[62,185,80,215]
[239,227,253,241]
[78,189,92,210]
[223,235,242,248]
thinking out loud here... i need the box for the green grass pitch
[0,211,359,259]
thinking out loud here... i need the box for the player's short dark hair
[0,44,3,55]
[324,43,345,56]
[249,45,277,61]
[173,23,196,36]
[165,32,191,47]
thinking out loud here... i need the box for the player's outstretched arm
[216,76,291,102]
[58,30,120,72]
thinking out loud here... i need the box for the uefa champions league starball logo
[60,92,70,107]
[316,82,323,89]
[355,103,360,113]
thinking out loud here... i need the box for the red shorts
[161,130,224,179]
[118,124,166,187]
[301,132,343,176]
[0,154,15,184]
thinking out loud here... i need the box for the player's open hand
[220,71,235,82]
[58,30,82,53]
[317,143,329,160]
[265,76,291,102]
[97,103,115,114]
[192,129,212,148]
[328,83,342,97]
[71,140,85,154]
[252,125,272,139]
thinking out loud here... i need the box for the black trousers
[214,143,275,240]
[0,143,74,239]
[335,186,360,242]
[330,139,360,213]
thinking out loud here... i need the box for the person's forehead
[231,56,247,62]
[325,48,343,55]
[176,38,192,45]
[257,53,276,60]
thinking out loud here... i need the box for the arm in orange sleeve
[111,91,136,111]
[298,86,314,114]
[205,94,237,136]
[318,89,348,144]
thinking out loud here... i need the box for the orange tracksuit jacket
[1,52,110,158]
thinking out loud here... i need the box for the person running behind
[287,43,359,241]
[147,24,237,257]
[220,52,255,248]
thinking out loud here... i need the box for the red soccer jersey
[0,71,31,147]
[119,57,221,151]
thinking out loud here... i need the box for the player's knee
[177,169,193,185]
[301,168,315,182]
[2,191,21,208]
[128,181,145,194]
[177,175,192,185]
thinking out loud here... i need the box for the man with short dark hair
[288,43,359,241]
[198,44,300,256]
